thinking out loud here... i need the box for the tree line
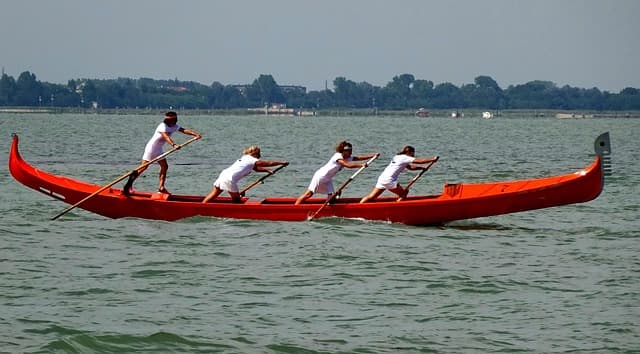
[1,71,639,111]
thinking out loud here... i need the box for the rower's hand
[282,161,289,166]
[172,143,181,150]
[195,134,202,140]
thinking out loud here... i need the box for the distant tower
[1,66,4,76]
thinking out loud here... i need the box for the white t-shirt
[214,154,259,192]
[316,152,351,180]
[307,152,352,194]
[376,154,415,189]
[142,122,181,160]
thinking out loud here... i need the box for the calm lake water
[1,113,639,353]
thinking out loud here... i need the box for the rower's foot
[123,185,134,196]
[123,171,138,196]
[158,187,170,194]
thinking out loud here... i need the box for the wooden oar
[51,136,199,220]
[403,156,439,192]
[240,163,288,196]
[308,154,378,220]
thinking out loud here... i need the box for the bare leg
[202,186,223,203]
[295,190,314,205]
[360,188,384,203]
[391,184,409,201]
[157,159,169,193]
[123,161,149,195]
[229,192,242,203]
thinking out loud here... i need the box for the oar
[51,136,199,220]
[240,163,288,196]
[403,156,439,192]
[308,154,378,220]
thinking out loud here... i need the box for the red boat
[9,133,611,225]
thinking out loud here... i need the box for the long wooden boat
[9,133,611,225]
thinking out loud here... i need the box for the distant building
[230,84,306,96]
[279,85,306,95]
[248,103,316,117]
[248,103,295,115]
[415,108,430,117]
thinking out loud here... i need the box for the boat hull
[9,135,605,225]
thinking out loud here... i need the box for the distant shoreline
[1,107,639,118]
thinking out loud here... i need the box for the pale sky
[1,0,638,92]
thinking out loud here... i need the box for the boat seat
[444,183,462,197]
[150,193,170,201]
[243,198,264,205]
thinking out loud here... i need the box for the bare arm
[409,156,439,169]
[160,132,175,146]
[337,158,365,169]
[254,160,289,173]
[179,127,202,139]
[353,152,380,161]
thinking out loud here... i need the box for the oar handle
[404,157,438,191]
[240,163,288,196]
[309,154,378,220]
[135,136,200,172]
[347,154,378,181]
[333,154,379,197]
[51,136,199,220]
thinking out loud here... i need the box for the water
[1,113,638,353]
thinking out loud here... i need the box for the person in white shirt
[295,141,379,205]
[123,111,201,195]
[360,145,438,203]
[203,146,288,203]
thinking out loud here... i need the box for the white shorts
[142,145,164,161]
[375,177,398,190]
[307,174,334,195]
[214,177,239,193]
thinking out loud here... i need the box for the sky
[1,0,638,92]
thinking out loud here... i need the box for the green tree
[247,74,284,106]
[223,85,247,108]
[504,80,559,109]
[474,75,500,91]
[15,71,42,106]
[0,73,17,105]
[332,77,373,108]
[430,82,462,109]
[82,80,99,107]
[409,79,434,107]
[380,74,415,109]
[611,87,640,110]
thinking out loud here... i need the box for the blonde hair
[243,146,261,157]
